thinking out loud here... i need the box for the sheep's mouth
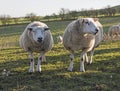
[94,30,99,35]
[91,30,98,35]
[37,40,42,43]
[37,38,43,43]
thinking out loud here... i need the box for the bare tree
[52,13,58,20]
[13,18,19,24]
[59,8,70,20]
[69,10,78,19]
[104,5,117,16]
[44,15,51,21]
[59,8,66,20]
[26,13,39,22]
[0,15,11,25]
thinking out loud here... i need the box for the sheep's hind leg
[36,52,44,72]
[80,51,86,72]
[84,53,88,63]
[42,55,46,63]
[68,52,74,71]
[88,49,94,64]
[29,52,35,73]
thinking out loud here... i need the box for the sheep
[57,35,63,44]
[108,25,120,40]
[19,21,53,73]
[63,18,103,72]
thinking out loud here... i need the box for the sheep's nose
[95,29,99,34]
[37,37,42,42]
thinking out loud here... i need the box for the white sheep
[108,25,120,40]
[63,18,103,72]
[19,21,53,73]
[57,35,63,44]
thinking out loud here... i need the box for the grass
[0,16,120,91]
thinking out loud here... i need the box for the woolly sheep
[108,25,120,40]
[57,35,63,44]
[19,21,53,73]
[63,18,103,72]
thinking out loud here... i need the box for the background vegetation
[0,5,120,26]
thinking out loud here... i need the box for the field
[0,17,120,91]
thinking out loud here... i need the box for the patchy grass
[0,17,120,91]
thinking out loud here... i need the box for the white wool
[19,21,53,73]
[19,21,53,52]
[108,24,120,39]
[63,18,103,72]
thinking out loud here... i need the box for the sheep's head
[28,26,49,43]
[76,18,99,35]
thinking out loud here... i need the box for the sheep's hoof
[87,62,92,65]
[36,68,41,73]
[80,69,85,72]
[80,70,85,72]
[29,69,35,73]
[68,67,73,72]
[68,69,73,72]
[36,71,42,75]
[28,72,34,75]
[42,61,46,64]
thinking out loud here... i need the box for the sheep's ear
[75,19,84,26]
[93,18,99,22]
[75,19,82,30]
[28,27,33,31]
[81,19,85,24]
[44,27,50,31]
[77,18,84,24]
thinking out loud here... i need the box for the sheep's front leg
[68,52,74,71]
[80,52,86,72]
[36,52,44,72]
[29,52,35,73]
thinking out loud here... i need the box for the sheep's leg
[36,52,44,72]
[84,53,88,63]
[88,49,94,64]
[29,52,35,73]
[68,52,74,71]
[80,52,86,72]
[42,55,46,63]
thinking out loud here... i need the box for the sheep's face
[79,18,99,35]
[28,26,49,43]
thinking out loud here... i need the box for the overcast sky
[0,0,119,17]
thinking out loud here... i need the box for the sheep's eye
[85,22,89,25]
[32,30,35,32]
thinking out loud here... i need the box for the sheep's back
[63,21,95,51]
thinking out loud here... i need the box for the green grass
[0,17,120,91]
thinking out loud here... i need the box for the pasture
[0,17,120,91]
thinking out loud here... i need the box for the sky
[0,0,120,17]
